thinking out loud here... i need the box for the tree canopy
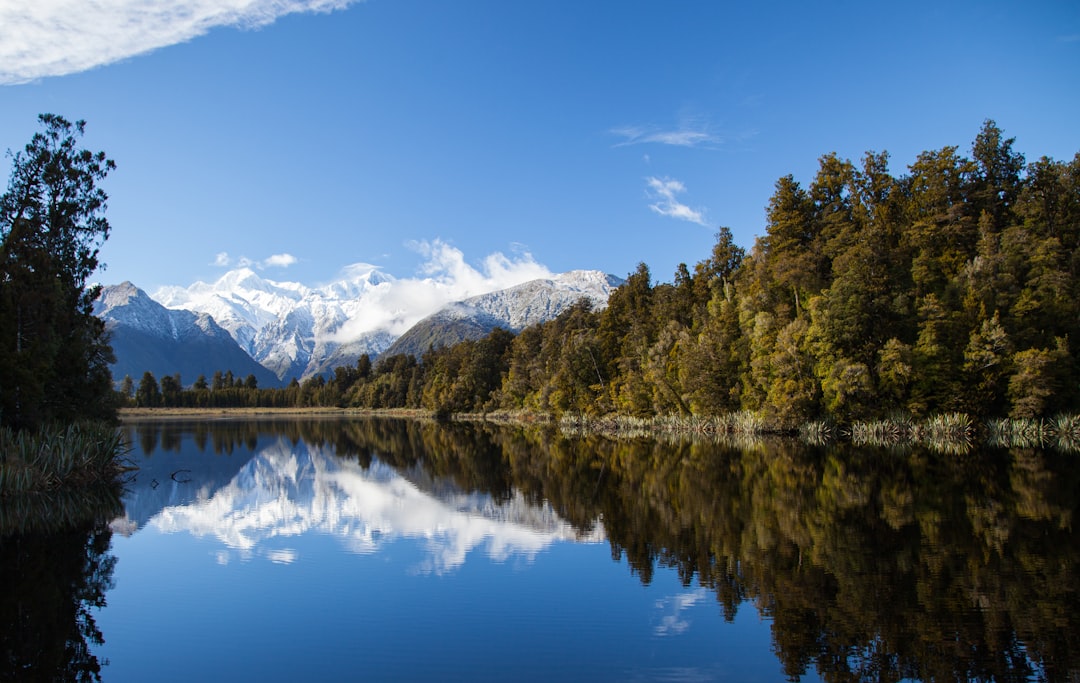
[0,114,117,429]
[121,121,1080,426]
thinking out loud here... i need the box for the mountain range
[95,267,621,387]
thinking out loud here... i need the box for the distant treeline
[122,122,1080,428]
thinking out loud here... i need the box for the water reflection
[115,422,603,573]
[5,417,1078,682]
[0,489,121,681]
[116,418,1078,682]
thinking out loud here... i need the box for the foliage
[142,122,1079,426]
[0,114,117,430]
[0,422,128,494]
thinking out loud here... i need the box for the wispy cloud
[0,0,362,85]
[611,120,721,148]
[646,176,708,226]
[654,589,708,637]
[213,251,298,270]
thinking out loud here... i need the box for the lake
[2,417,1077,682]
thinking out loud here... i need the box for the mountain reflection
[115,423,603,572]
[118,418,1080,682]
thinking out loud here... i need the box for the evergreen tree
[0,114,116,429]
[159,373,181,407]
[136,371,161,408]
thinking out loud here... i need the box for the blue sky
[2,0,1078,292]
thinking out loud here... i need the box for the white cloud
[213,251,298,270]
[0,0,363,85]
[646,176,708,226]
[329,239,553,339]
[263,253,298,268]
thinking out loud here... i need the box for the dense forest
[127,122,1080,428]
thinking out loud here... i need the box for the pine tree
[0,114,116,429]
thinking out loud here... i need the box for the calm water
[2,418,1078,682]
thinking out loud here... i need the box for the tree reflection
[0,489,120,682]
[129,418,1080,681]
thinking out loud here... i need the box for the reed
[799,420,834,446]
[836,413,974,453]
[560,410,1079,453]
[984,414,1080,452]
[0,422,131,494]
[1047,414,1080,452]
[558,410,771,440]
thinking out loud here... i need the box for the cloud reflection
[146,438,603,573]
[653,589,709,637]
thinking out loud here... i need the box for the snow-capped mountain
[383,270,623,358]
[113,437,604,571]
[456,270,624,330]
[154,265,397,381]
[94,282,280,388]
[97,265,621,384]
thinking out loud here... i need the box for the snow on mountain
[461,270,623,330]
[94,282,280,387]
[116,438,604,572]
[383,270,623,358]
[147,264,620,382]
[153,265,398,381]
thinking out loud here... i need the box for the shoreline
[118,407,437,421]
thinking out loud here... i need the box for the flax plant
[0,423,130,494]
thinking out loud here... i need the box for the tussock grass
[837,413,973,454]
[800,420,833,446]
[559,410,770,441]
[533,409,1079,453]
[985,414,1080,452]
[810,413,1080,454]
[0,422,131,494]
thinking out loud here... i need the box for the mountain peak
[94,281,145,312]
[103,265,619,384]
[215,267,273,293]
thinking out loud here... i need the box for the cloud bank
[0,0,362,85]
[646,177,708,226]
[330,239,554,339]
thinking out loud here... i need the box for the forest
[126,121,1080,430]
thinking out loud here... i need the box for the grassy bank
[119,406,436,420]
[0,423,131,495]
[116,406,1080,453]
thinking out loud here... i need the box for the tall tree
[0,114,116,429]
[136,371,161,408]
